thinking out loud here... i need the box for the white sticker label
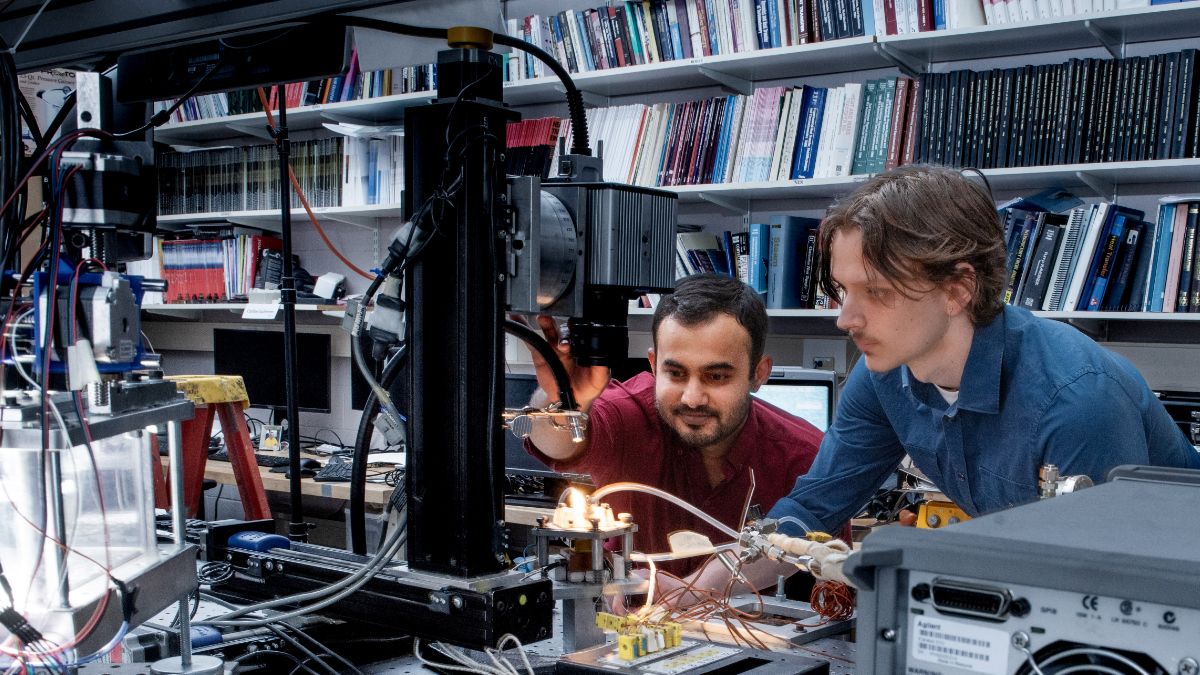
[242,302,280,320]
[910,615,1008,675]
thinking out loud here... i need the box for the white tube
[589,482,740,540]
[775,515,817,534]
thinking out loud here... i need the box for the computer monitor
[212,328,332,414]
[752,367,837,432]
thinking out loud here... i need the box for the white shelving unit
[148,1,1200,349]
[157,203,403,233]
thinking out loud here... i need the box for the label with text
[910,615,1008,675]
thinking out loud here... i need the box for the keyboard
[314,457,354,482]
[208,450,293,468]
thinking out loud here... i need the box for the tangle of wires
[413,634,535,675]
[198,561,235,586]
[808,581,855,622]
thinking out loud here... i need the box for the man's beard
[656,396,752,450]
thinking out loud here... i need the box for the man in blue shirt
[770,165,1200,536]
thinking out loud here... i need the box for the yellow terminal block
[596,612,626,632]
[617,633,645,660]
[662,622,682,648]
[805,531,833,543]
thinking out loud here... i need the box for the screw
[1012,632,1031,650]
[497,274,505,281]
[451,596,464,609]
[1180,657,1199,675]
[926,514,941,527]
[880,628,896,641]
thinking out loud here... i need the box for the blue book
[766,0,781,47]
[1147,203,1178,312]
[767,215,822,309]
[791,87,827,179]
[1084,212,1132,311]
[861,0,877,36]
[747,222,771,295]
[711,95,738,183]
[1107,221,1148,311]
[1077,206,1144,310]
[932,0,946,30]
[997,187,1084,214]
[722,231,737,278]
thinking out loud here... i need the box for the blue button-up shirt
[769,305,1200,534]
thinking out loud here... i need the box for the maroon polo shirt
[528,372,824,577]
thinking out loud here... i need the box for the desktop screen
[752,368,836,432]
[212,328,332,414]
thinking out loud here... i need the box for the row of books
[505,0,872,83]
[674,188,1200,313]
[157,115,559,216]
[339,133,405,207]
[136,234,283,304]
[979,0,1173,28]
[676,215,834,309]
[507,117,564,178]
[549,76,917,187]
[503,0,1178,83]
[158,138,345,215]
[1004,191,1200,313]
[145,0,1195,126]
[913,48,1200,169]
[155,55,438,123]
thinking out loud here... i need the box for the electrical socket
[811,356,835,371]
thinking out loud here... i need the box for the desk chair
[159,375,271,520]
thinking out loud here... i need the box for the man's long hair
[817,165,1008,326]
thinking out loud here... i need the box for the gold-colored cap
[447,26,493,50]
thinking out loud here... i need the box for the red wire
[809,581,855,621]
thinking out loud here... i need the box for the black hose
[329,16,591,156]
[350,341,407,554]
[503,319,577,410]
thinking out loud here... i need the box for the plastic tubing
[589,482,740,540]
[775,515,817,535]
[628,542,740,563]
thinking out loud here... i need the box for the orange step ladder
[155,375,271,520]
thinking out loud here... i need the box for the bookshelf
[875,2,1200,64]
[145,1,1200,392]
[629,308,1200,342]
[151,3,1200,146]
[157,204,402,233]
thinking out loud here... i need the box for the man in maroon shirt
[522,274,824,594]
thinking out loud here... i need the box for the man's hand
[519,315,610,412]
[511,315,611,462]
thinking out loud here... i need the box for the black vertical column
[404,49,518,577]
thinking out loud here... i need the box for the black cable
[350,343,407,554]
[328,16,591,156]
[16,92,43,150]
[266,625,341,675]
[503,319,578,409]
[0,36,22,268]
